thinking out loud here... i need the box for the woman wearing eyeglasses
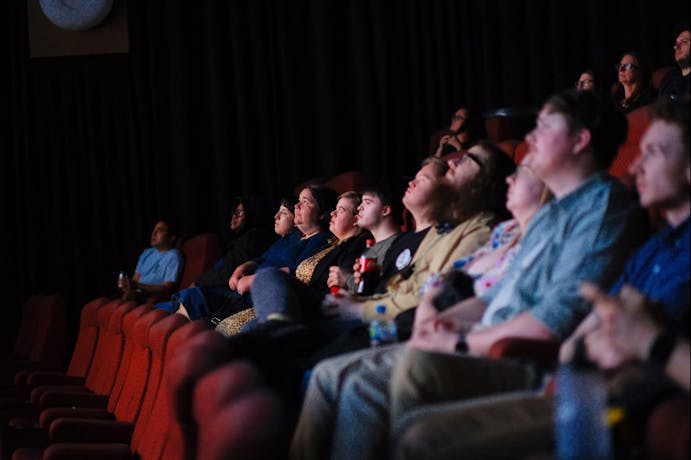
[612,51,653,113]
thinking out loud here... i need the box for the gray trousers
[291,344,540,460]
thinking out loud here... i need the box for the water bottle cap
[375,304,387,315]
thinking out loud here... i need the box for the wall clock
[39,0,114,31]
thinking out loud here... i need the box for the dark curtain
[2,0,686,348]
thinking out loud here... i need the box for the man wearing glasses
[660,26,690,101]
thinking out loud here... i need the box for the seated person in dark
[659,26,690,101]
[612,51,654,113]
[120,219,183,303]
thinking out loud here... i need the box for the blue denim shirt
[610,217,690,321]
[479,172,642,339]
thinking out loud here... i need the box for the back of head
[546,89,628,170]
[305,184,338,230]
[473,140,517,221]
[236,195,275,230]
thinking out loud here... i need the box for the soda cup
[356,256,377,295]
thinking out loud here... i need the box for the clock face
[39,0,115,31]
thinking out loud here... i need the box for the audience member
[374,158,448,294]
[328,181,406,293]
[119,219,183,303]
[290,89,642,460]
[429,107,482,157]
[157,196,276,318]
[575,69,596,91]
[612,51,654,113]
[659,26,691,101]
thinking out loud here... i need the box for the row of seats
[1,298,286,459]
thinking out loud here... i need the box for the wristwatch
[647,330,677,369]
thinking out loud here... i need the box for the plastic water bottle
[555,340,612,460]
[369,305,398,347]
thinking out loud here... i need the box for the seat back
[162,330,233,460]
[27,294,67,364]
[83,300,136,395]
[609,104,653,185]
[324,171,369,194]
[194,361,289,460]
[106,304,154,412]
[134,321,209,460]
[112,309,167,423]
[513,140,530,164]
[130,313,190,453]
[65,297,109,378]
[497,139,520,159]
[177,234,221,290]
[11,295,44,358]
[651,66,674,92]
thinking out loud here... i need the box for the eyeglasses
[452,152,484,168]
[451,114,467,122]
[232,210,245,217]
[615,63,639,72]
[575,79,594,89]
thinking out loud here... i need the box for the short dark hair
[471,140,516,221]
[362,178,408,226]
[650,96,690,156]
[279,196,296,215]
[303,184,338,230]
[545,89,628,170]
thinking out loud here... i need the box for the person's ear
[572,128,592,156]
[381,205,392,217]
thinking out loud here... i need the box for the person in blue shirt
[120,220,182,302]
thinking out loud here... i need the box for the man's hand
[407,286,463,353]
[579,282,661,369]
[321,292,363,320]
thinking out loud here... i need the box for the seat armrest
[488,337,560,371]
[40,442,133,460]
[49,418,134,444]
[40,407,113,428]
[28,373,85,388]
[39,391,109,410]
